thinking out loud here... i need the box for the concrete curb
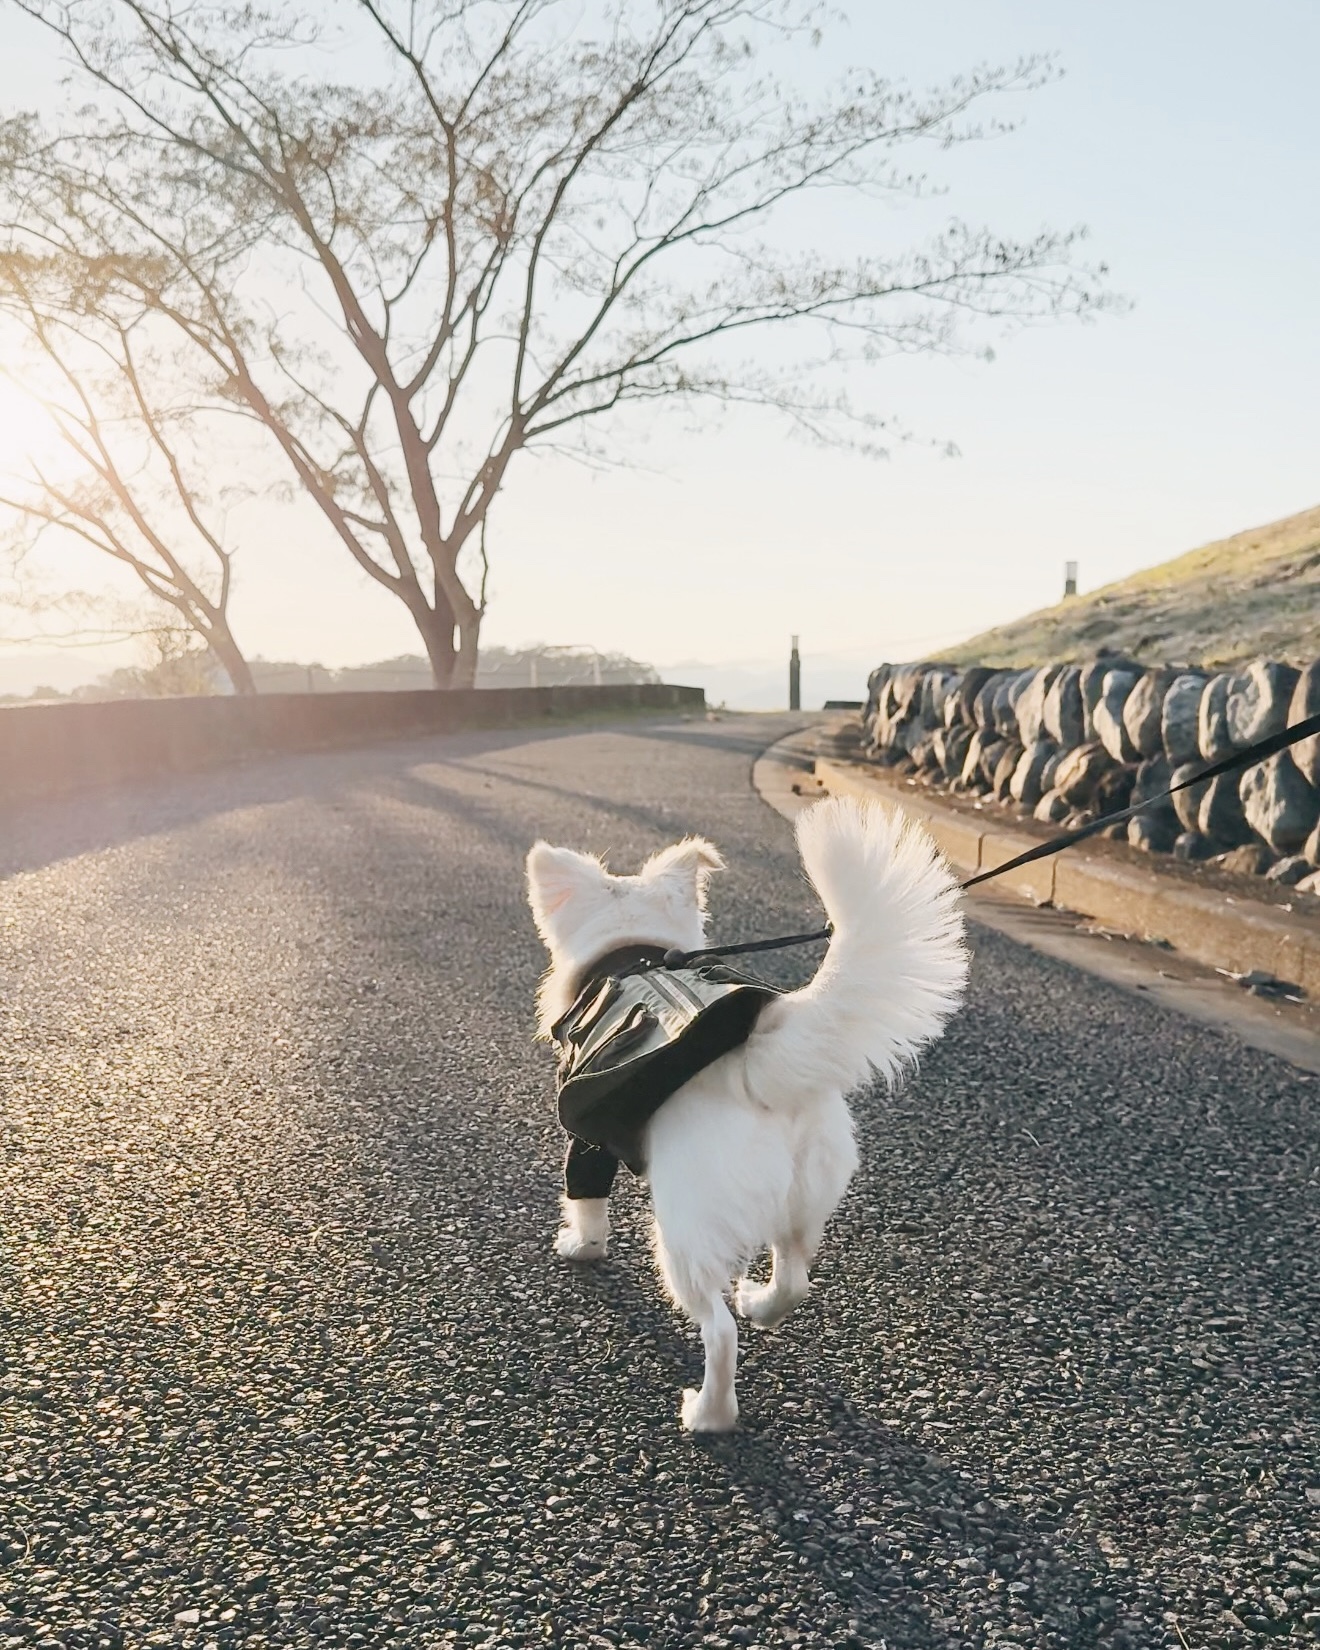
[816,754,1320,999]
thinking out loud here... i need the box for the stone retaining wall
[863,655,1320,892]
[0,681,705,807]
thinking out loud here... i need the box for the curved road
[1,715,1315,1650]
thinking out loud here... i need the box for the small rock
[1034,788,1070,824]
[1093,764,1136,816]
[1128,814,1179,853]
[1265,855,1312,885]
[1297,871,1320,895]
[174,1609,201,1626]
[1215,843,1276,877]
[1174,830,1213,861]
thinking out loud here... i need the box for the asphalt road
[1,714,1316,1650]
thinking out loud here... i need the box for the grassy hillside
[945,505,1320,669]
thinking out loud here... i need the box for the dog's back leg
[734,1243,810,1328]
[680,1290,739,1433]
[735,1093,858,1330]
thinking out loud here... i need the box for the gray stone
[1128,814,1179,854]
[1093,670,1141,762]
[991,674,1025,739]
[992,741,1024,799]
[1094,764,1135,817]
[1226,659,1299,747]
[1042,665,1085,747]
[1122,668,1176,760]
[1016,666,1061,747]
[910,731,942,772]
[1053,741,1114,806]
[1131,753,1175,811]
[1198,673,1237,761]
[1296,871,1320,895]
[1173,830,1213,861]
[1034,788,1070,824]
[890,663,927,719]
[1161,673,1206,764]
[977,736,1008,789]
[1169,759,1211,833]
[972,672,1006,730]
[957,729,994,789]
[1215,843,1277,877]
[1239,751,1320,853]
[1288,661,1320,787]
[1009,738,1059,809]
[943,723,973,781]
[1305,818,1320,867]
[1080,652,1141,738]
[1039,748,1066,795]
[957,666,996,725]
[1265,855,1313,886]
[1197,771,1255,848]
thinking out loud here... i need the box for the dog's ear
[526,841,607,936]
[640,837,725,911]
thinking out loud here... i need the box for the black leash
[664,707,1320,967]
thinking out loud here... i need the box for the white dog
[526,796,967,1432]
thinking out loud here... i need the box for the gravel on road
[0,714,1315,1650]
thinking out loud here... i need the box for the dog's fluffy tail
[744,796,968,1103]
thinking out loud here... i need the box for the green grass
[944,504,1320,669]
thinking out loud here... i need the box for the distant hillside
[945,505,1320,669]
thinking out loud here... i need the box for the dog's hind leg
[680,1292,739,1433]
[735,1094,857,1329]
[734,1243,810,1329]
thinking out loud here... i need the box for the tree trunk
[207,621,258,695]
[451,610,481,689]
[412,588,459,688]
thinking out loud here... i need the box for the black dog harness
[551,944,781,1186]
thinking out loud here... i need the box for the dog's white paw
[734,1277,789,1329]
[554,1224,607,1262]
[681,1387,739,1433]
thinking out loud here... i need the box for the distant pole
[1064,560,1078,599]
[306,665,315,693]
[789,635,801,712]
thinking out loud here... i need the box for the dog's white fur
[526,797,967,1432]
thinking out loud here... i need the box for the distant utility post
[789,637,802,712]
[1064,561,1079,598]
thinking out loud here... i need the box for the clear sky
[0,1,1316,700]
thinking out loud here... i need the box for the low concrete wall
[0,682,705,807]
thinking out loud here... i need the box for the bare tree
[0,230,257,693]
[6,0,1113,687]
